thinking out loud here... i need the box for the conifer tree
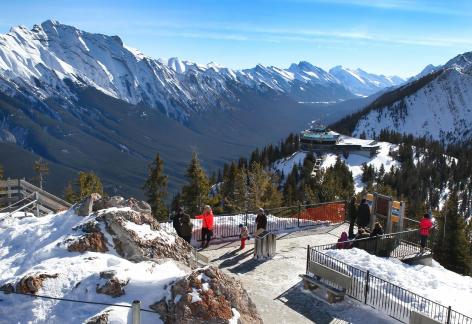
[63,181,76,203]
[0,164,3,180]
[434,191,472,275]
[181,152,210,216]
[77,171,104,200]
[33,158,49,189]
[143,153,168,221]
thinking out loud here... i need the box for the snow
[0,210,187,323]
[353,65,472,144]
[271,151,307,177]
[123,220,175,244]
[324,248,472,318]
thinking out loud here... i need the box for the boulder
[77,193,102,216]
[0,283,15,294]
[93,196,151,214]
[15,273,58,294]
[85,311,110,324]
[152,267,262,324]
[68,232,108,253]
[96,277,128,298]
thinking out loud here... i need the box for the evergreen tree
[63,181,76,203]
[77,171,104,200]
[33,158,49,189]
[181,152,210,216]
[143,153,168,221]
[434,191,472,275]
[320,157,354,201]
[0,164,3,180]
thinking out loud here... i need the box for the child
[239,224,249,250]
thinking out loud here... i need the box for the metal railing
[313,229,433,260]
[306,246,472,324]
[161,201,346,242]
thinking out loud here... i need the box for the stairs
[0,179,71,217]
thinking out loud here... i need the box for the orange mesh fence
[295,202,346,223]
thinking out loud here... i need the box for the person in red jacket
[195,205,214,249]
[419,213,433,252]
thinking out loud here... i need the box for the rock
[0,283,15,294]
[93,196,125,211]
[96,277,128,298]
[15,273,58,294]
[77,193,102,216]
[99,209,193,266]
[99,270,117,280]
[85,311,110,324]
[68,232,108,253]
[153,267,262,324]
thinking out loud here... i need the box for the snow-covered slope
[326,248,472,318]
[0,209,185,323]
[352,61,472,144]
[329,66,404,96]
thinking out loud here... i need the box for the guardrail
[0,179,71,216]
[306,246,472,324]
[160,201,346,243]
[313,229,433,260]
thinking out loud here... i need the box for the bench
[409,311,442,324]
[300,261,352,303]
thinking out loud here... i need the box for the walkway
[200,223,397,324]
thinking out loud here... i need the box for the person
[180,211,193,244]
[195,205,214,249]
[239,224,249,250]
[357,198,371,229]
[370,222,384,237]
[419,213,433,252]
[347,196,358,239]
[336,231,350,249]
[173,207,184,237]
[255,208,267,237]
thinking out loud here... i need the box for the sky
[1,0,472,78]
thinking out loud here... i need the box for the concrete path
[200,224,397,324]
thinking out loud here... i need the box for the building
[300,126,380,158]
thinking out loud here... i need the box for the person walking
[419,213,433,253]
[173,207,184,238]
[357,198,371,229]
[180,212,193,244]
[255,208,267,237]
[195,205,214,249]
[239,224,249,250]
[347,196,358,239]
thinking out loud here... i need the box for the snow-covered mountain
[331,51,472,145]
[0,20,408,121]
[329,66,405,96]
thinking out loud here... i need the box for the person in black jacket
[255,208,267,237]
[357,198,371,229]
[370,222,384,237]
[173,207,184,238]
[180,213,193,244]
[347,196,358,239]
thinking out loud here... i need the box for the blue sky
[1,0,472,78]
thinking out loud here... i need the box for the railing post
[245,209,248,227]
[446,306,452,324]
[364,270,370,304]
[306,245,310,274]
[35,192,40,217]
[132,300,141,324]
[298,204,301,228]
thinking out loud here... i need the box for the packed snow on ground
[321,140,399,192]
[0,210,187,323]
[325,248,472,317]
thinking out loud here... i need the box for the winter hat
[259,208,265,213]
[239,224,244,228]
[424,213,431,219]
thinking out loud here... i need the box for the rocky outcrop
[85,311,110,324]
[68,232,108,253]
[77,193,102,216]
[96,276,128,298]
[93,196,152,214]
[152,267,262,324]
[15,273,58,294]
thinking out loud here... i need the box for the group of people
[338,196,434,252]
[172,205,268,250]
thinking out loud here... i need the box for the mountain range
[332,52,472,145]
[0,20,404,197]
